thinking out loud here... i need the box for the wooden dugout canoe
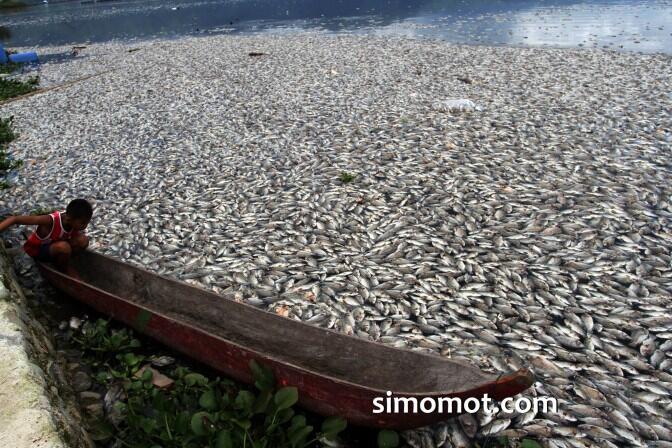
[39,250,534,429]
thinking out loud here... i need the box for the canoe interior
[69,251,498,394]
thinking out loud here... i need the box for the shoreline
[10,30,672,58]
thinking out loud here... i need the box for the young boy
[0,199,92,274]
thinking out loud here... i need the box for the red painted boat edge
[38,255,535,429]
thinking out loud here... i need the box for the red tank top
[23,211,79,257]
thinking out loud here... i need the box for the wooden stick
[0,68,117,106]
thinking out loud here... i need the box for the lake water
[1,0,671,53]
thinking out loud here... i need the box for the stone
[71,371,92,392]
[79,391,102,406]
[83,403,104,419]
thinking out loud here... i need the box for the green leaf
[109,334,123,349]
[290,415,307,432]
[95,371,111,383]
[266,423,279,435]
[199,389,218,410]
[321,416,347,440]
[253,389,272,414]
[175,411,190,434]
[216,430,234,448]
[233,418,252,430]
[520,440,543,448]
[219,409,234,420]
[377,430,400,448]
[190,412,213,436]
[276,408,295,424]
[184,373,209,387]
[250,360,275,391]
[140,417,158,434]
[122,353,141,366]
[174,366,188,379]
[142,368,153,382]
[274,387,298,410]
[288,425,313,448]
[235,390,255,415]
[151,391,164,409]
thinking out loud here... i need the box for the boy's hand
[0,215,52,233]
[0,216,16,233]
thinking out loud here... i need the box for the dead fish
[149,356,175,367]
[69,317,82,330]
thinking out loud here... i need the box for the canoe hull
[39,256,533,429]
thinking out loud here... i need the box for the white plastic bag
[433,99,479,112]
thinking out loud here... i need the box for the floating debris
[103,382,125,426]
[71,46,86,56]
[432,98,479,112]
[135,365,174,389]
[149,355,175,367]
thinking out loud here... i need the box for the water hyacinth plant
[73,319,348,448]
[0,75,38,101]
[0,116,22,189]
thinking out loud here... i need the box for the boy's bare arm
[0,215,52,233]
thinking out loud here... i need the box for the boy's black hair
[66,199,93,220]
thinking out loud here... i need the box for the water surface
[1,0,671,53]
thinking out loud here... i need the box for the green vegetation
[0,75,38,101]
[338,171,356,183]
[377,429,400,447]
[0,63,37,189]
[73,319,348,448]
[0,116,22,190]
[475,436,543,448]
[74,319,142,361]
[0,116,16,143]
[0,62,20,75]
[519,440,542,448]
[0,0,27,10]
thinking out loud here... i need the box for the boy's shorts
[30,244,53,262]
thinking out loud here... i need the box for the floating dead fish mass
[1,34,671,448]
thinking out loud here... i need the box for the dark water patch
[35,49,78,64]
[0,26,11,39]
